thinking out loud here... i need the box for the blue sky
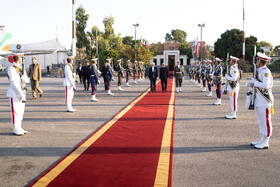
[1,0,279,49]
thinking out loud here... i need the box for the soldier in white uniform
[7,55,30,135]
[64,57,77,112]
[250,53,274,149]
[225,56,240,119]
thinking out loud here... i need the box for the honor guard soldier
[7,55,30,135]
[174,60,184,92]
[194,61,198,84]
[140,62,145,80]
[106,59,114,95]
[126,60,132,87]
[201,60,207,92]
[133,61,138,84]
[116,59,124,91]
[249,53,274,149]
[213,58,223,105]
[137,61,142,81]
[189,64,194,82]
[64,57,76,112]
[206,60,213,97]
[90,59,100,102]
[196,61,201,87]
[224,56,240,119]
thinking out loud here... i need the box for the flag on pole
[192,37,198,55]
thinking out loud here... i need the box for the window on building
[160,59,164,65]
[170,47,174,50]
[153,59,157,65]
[180,59,183,65]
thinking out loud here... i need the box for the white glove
[251,78,257,84]
[112,77,115,81]
[183,77,185,80]
[247,82,254,87]
[225,74,229,79]
[98,80,100,84]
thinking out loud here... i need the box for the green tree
[76,5,90,60]
[165,29,187,43]
[103,16,115,41]
[258,41,274,56]
[150,45,160,56]
[273,45,280,56]
[100,49,120,69]
[119,44,133,62]
[136,46,154,64]
[122,36,134,46]
[179,42,193,59]
[87,26,103,59]
[214,29,262,62]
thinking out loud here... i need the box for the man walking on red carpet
[160,63,169,92]
[148,62,158,92]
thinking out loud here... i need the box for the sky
[0,0,279,50]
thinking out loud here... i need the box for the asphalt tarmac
[0,77,279,187]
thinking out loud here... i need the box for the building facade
[150,41,187,71]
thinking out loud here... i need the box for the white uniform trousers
[65,86,74,104]
[255,107,272,137]
[9,98,25,133]
[229,91,239,112]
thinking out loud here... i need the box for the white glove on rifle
[251,78,257,84]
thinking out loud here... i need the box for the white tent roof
[9,38,71,55]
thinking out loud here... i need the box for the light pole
[133,23,139,62]
[198,23,205,61]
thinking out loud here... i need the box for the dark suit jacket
[76,66,83,76]
[148,66,158,80]
[160,67,169,80]
[82,65,91,78]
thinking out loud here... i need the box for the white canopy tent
[0,39,71,70]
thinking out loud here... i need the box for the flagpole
[72,0,76,59]
[243,0,245,60]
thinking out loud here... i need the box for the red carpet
[30,77,176,187]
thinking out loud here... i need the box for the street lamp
[133,23,139,62]
[198,23,205,61]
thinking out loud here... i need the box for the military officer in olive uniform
[174,60,184,93]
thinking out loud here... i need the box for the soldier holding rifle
[248,53,274,149]
[224,56,240,119]
[206,60,213,97]
[213,58,223,105]
[6,55,30,135]
[116,59,124,91]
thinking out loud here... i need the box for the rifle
[21,56,27,103]
[223,53,229,95]
[248,45,257,110]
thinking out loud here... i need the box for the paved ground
[0,76,279,187]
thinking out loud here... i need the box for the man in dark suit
[148,62,158,92]
[160,63,169,92]
[102,63,108,91]
[82,62,91,90]
[76,63,83,84]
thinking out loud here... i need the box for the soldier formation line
[6,52,274,149]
